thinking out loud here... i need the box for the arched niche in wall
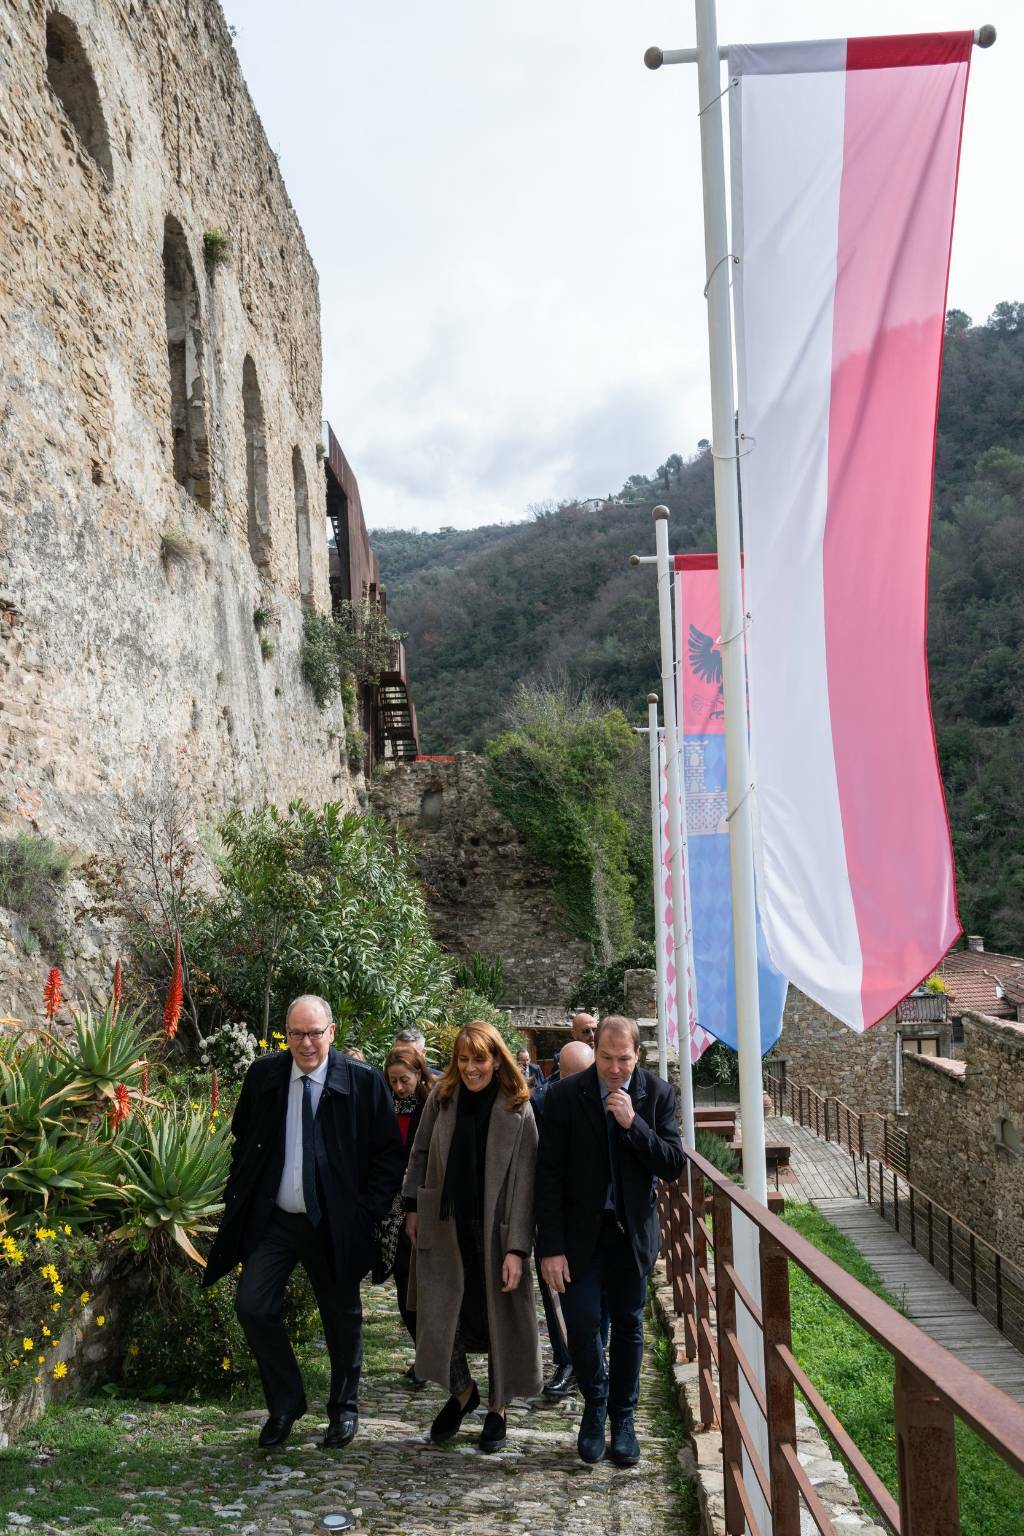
[162,218,211,509]
[243,355,271,570]
[293,446,313,605]
[45,11,114,183]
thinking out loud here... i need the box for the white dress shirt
[276,1056,329,1213]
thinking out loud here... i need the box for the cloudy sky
[221,1,1018,532]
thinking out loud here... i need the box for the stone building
[369,754,591,1007]
[0,0,361,1006]
[902,1010,1024,1271]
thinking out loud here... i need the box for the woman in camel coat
[403,1020,542,1453]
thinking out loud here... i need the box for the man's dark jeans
[559,1215,646,1414]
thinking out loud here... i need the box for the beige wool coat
[402,1084,543,1404]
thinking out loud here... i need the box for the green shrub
[259,635,274,662]
[0,1224,101,1393]
[0,830,70,952]
[694,1040,741,1092]
[566,939,656,1015]
[202,228,231,268]
[301,610,340,708]
[453,953,505,1003]
[693,1129,740,1182]
[429,988,523,1069]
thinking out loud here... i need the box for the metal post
[653,510,696,1146]
[693,0,767,1206]
[647,692,670,1080]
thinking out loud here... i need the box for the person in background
[373,1044,434,1386]
[536,1015,683,1468]
[547,1012,597,1082]
[204,996,404,1451]
[341,1046,366,1062]
[516,1046,544,1089]
[530,1038,605,1400]
[394,1026,441,1077]
[403,1021,542,1453]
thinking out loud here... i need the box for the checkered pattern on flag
[658,732,713,1064]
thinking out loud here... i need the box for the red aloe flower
[42,968,63,1020]
[211,1068,219,1118]
[109,1082,131,1129]
[162,932,183,1041]
[112,959,123,1018]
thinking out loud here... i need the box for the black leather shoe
[543,1364,577,1398]
[577,1400,607,1464]
[479,1410,507,1454]
[430,1382,480,1444]
[608,1412,640,1468]
[258,1403,305,1449]
[321,1412,358,1449]
[402,1363,427,1389]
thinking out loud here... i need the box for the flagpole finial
[629,553,641,566]
[647,692,659,704]
[653,505,670,522]
[644,45,664,70]
[976,24,996,47]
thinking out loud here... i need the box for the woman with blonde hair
[403,1020,542,1452]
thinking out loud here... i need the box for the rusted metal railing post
[760,1232,800,1536]
[712,1184,746,1535]
[895,1358,961,1536]
[680,1165,697,1359]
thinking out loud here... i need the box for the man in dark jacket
[536,1015,683,1468]
[204,995,404,1451]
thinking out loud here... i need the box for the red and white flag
[730,34,968,1029]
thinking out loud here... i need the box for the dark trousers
[235,1209,362,1417]
[560,1216,647,1416]
[537,1261,610,1370]
[392,1227,416,1346]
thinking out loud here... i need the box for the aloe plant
[49,999,152,1103]
[115,1109,230,1265]
[0,1126,124,1222]
[0,1043,77,1143]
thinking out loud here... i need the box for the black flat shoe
[402,1362,427,1389]
[322,1412,358,1449]
[429,1382,480,1444]
[479,1410,507,1454]
[543,1364,577,1398]
[258,1403,305,1449]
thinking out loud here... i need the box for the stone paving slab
[0,1286,690,1536]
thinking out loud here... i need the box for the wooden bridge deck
[760,1114,1024,1406]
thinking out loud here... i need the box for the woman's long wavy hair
[435,1020,529,1109]
[383,1044,433,1105]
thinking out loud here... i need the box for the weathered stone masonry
[0,2,357,980]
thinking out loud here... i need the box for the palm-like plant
[49,1000,152,1103]
[115,1109,230,1265]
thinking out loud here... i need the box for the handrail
[659,1142,1024,1534]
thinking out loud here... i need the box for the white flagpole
[693,0,767,1206]
[653,509,696,1147]
[647,692,670,1081]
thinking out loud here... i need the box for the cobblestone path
[1,1286,689,1536]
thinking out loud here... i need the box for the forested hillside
[375,306,1024,950]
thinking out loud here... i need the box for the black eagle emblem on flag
[688,624,725,719]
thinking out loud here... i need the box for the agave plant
[115,1107,230,1265]
[49,999,152,1104]
[0,1126,124,1223]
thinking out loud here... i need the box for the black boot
[577,1400,607,1464]
[543,1363,577,1398]
[608,1412,640,1468]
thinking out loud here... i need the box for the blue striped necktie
[301,1075,321,1227]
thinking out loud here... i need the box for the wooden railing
[763,1065,865,1159]
[865,1155,1024,1350]
[659,1146,1024,1535]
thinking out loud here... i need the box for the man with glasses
[548,1012,597,1082]
[204,996,404,1452]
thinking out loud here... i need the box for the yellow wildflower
[41,1264,58,1284]
[79,1291,90,1305]
[62,1225,72,1236]
[96,1315,105,1327]
[258,1039,268,1049]
[53,1281,64,1296]
[22,1338,33,1352]
[220,1356,230,1372]
[127,1341,140,1358]
[34,1227,56,1243]
[42,1326,51,1338]
[51,1303,60,1313]
[34,1374,40,1384]
[272,1031,284,1041]
[37,1355,45,1365]
[53,1361,68,1380]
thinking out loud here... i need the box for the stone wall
[775,993,901,1137]
[902,1011,1024,1271]
[0,0,358,1010]
[369,755,592,1004]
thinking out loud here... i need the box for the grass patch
[785,1202,1024,1536]
[645,1296,703,1534]
[0,827,70,956]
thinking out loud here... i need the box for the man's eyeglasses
[287,1026,333,1043]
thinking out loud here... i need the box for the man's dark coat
[204,1047,404,1288]
[534,1062,684,1276]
